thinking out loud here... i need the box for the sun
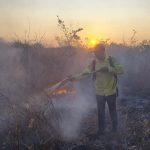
[87,39,99,48]
[91,39,96,46]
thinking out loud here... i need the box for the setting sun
[91,39,96,46]
[86,38,100,48]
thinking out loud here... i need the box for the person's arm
[108,57,124,75]
[70,63,92,81]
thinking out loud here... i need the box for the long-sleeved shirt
[74,57,123,96]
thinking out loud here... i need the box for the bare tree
[56,16,83,47]
[131,29,138,45]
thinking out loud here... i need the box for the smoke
[54,43,150,140]
[0,40,25,97]
[0,40,27,141]
[0,39,94,144]
[0,39,150,145]
[107,44,150,96]
[53,79,96,140]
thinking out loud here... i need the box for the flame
[53,88,76,95]
[56,89,67,95]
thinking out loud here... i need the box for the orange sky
[0,0,150,46]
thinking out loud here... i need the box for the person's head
[93,44,106,60]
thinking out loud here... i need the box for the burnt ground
[58,96,150,150]
[0,95,149,150]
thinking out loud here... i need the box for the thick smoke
[53,78,96,140]
[0,39,94,144]
[107,44,150,96]
[0,39,150,145]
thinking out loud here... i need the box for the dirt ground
[0,95,149,150]
[58,96,150,150]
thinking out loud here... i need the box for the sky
[0,0,150,45]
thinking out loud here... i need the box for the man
[70,44,123,135]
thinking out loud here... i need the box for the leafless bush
[0,91,62,149]
[56,16,83,47]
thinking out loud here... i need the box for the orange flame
[56,89,67,95]
[53,88,76,95]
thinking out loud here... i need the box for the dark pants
[96,94,118,132]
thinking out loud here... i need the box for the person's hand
[98,67,109,73]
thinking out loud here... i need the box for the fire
[53,88,76,95]
[55,89,67,95]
